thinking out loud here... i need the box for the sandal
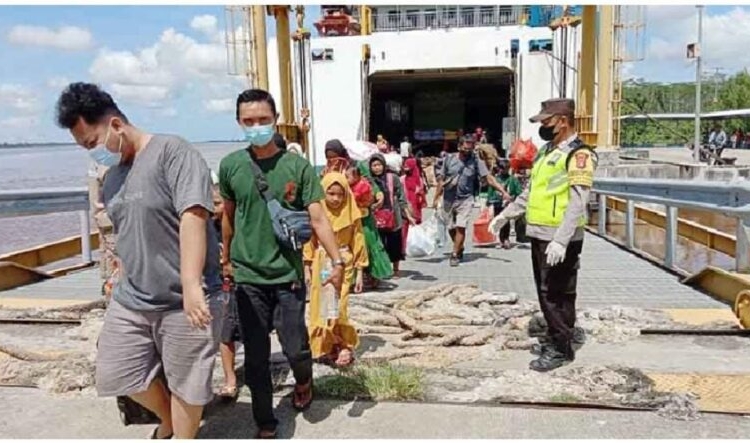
[315,353,336,367]
[335,348,354,368]
[368,277,381,289]
[255,429,277,439]
[149,425,173,439]
[292,380,313,411]
[217,385,238,399]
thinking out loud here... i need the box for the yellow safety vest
[526,143,589,227]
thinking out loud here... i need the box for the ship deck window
[459,7,475,26]
[424,9,437,27]
[442,8,457,27]
[385,10,398,30]
[371,4,521,32]
[499,6,516,25]
[479,6,494,25]
[529,39,553,53]
[406,10,418,29]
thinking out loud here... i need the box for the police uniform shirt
[500,132,596,247]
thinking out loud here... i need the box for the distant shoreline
[0,142,73,149]
[0,140,242,149]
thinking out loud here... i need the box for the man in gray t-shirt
[55,82,222,439]
[433,134,509,267]
[102,135,222,311]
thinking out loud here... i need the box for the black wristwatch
[332,258,346,268]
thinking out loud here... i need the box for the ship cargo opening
[367,67,514,157]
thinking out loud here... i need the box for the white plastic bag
[384,152,403,173]
[433,203,447,247]
[406,224,436,258]
[344,140,379,161]
[422,215,438,242]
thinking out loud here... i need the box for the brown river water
[0,142,242,255]
[598,207,736,275]
[1,144,740,275]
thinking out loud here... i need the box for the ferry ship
[257,5,584,167]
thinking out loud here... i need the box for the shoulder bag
[247,151,313,252]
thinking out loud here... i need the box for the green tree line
[620,70,750,146]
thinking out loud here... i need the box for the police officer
[489,98,597,372]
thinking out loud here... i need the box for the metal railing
[0,187,92,264]
[371,6,522,33]
[4,178,749,276]
[592,177,750,273]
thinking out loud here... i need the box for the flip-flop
[255,429,277,439]
[217,385,238,398]
[149,426,173,439]
[335,348,355,368]
[292,380,313,412]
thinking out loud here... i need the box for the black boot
[529,343,574,372]
[530,342,554,356]
[530,336,553,356]
[572,327,586,350]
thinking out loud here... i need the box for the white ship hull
[266,23,580,166]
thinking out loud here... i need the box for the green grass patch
[315,362,425,401]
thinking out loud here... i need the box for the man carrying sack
[489,98,597,372]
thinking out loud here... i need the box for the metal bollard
[664,205,678,269]
[736,216,750,273]
[625,200,635,250]
[597,193,607,235]
[80,209,92,264]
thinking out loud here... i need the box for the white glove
[488,214,509,236]
[545,241,567,267]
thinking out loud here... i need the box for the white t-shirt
[400,141,411,157]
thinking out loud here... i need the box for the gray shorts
[95,295,225,406]
[441,198,474,230]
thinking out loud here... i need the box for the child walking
[304,172,367,367]
[212,173,242,400]
[346,164,393,288]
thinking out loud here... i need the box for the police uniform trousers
[530,238,583,355]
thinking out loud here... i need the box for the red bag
[374,174,396,230]
[351,179,374,209]
[509,138,538,172]
[374,208,395,230]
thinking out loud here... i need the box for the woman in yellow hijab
[303,172,368,367]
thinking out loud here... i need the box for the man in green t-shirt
[219,89,344,439]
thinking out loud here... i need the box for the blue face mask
[89,144,122,167]
[243,124,275,147]
[88,126,123,167]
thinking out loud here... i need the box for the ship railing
[0,187,92,264]
[591,177,750,274]
[370,6,521,33]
